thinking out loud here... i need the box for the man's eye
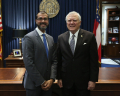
[68,20,71,22]
[37,18,48,21]
[73,20,77,22]
[37,18,42,20]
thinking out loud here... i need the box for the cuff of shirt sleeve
[41,81,45,85]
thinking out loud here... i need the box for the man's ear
[35,19,37,23]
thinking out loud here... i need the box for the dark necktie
[42,34,48,58]
[70,35,75,54]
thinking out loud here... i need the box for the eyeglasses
[36,17,48,21]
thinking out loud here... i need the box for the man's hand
[87,81,96,90]
[57,79,63,88]
[41,81,47,91]
[41,79,54,91]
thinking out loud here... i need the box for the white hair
[65,11,81,22]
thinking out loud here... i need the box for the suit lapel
[35,30,48,58]
[74,29,84,55]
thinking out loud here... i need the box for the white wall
[102,4,120,45]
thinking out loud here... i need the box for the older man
[57,11,99,96]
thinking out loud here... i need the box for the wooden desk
[91,67,120,96]
[5,57,24,67]
[0,68,60,96]
[0,68,26,96]
[1,68,120,96]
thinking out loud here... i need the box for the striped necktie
[70,35,75,54]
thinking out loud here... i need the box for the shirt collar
[36,27,47,37]
[69,29,80,39]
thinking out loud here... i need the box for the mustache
[40,23,47,25]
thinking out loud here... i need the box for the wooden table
[0,68,26,96]
[0,68,60,96]
[91,67,120,96]
[4,56,24,67]
[1,68,120,96]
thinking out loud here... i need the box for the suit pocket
[61,67,66,72]
[82,67,90,73]
[83,72,90,82]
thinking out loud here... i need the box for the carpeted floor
[101,58,120,67]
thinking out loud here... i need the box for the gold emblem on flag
[39,0,60,18]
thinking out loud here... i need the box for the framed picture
[13,49,22,57]
[114,16,119,20]
[113,27,118,33]
[108,28,112,33]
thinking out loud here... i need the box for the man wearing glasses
[22,11,57,96]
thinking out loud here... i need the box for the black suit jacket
[57,29,99,89]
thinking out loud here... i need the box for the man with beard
[22,11,57,96]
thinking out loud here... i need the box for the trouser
[26,86,52,96]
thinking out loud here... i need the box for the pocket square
[83,43,87,45]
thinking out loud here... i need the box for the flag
[0,0,3,60]
[0,15,2,32]
[93,0,101,63]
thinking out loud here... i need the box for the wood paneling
[5,57,24,68]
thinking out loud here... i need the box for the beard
[37,22,48,31]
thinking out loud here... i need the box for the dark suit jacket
[22,29,57,89]
[57,29,99,89]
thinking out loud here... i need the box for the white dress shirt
[69,29,80,51]
[36,27,49,50]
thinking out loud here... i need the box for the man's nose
[70,20,74,24]
[41,19,45,22]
